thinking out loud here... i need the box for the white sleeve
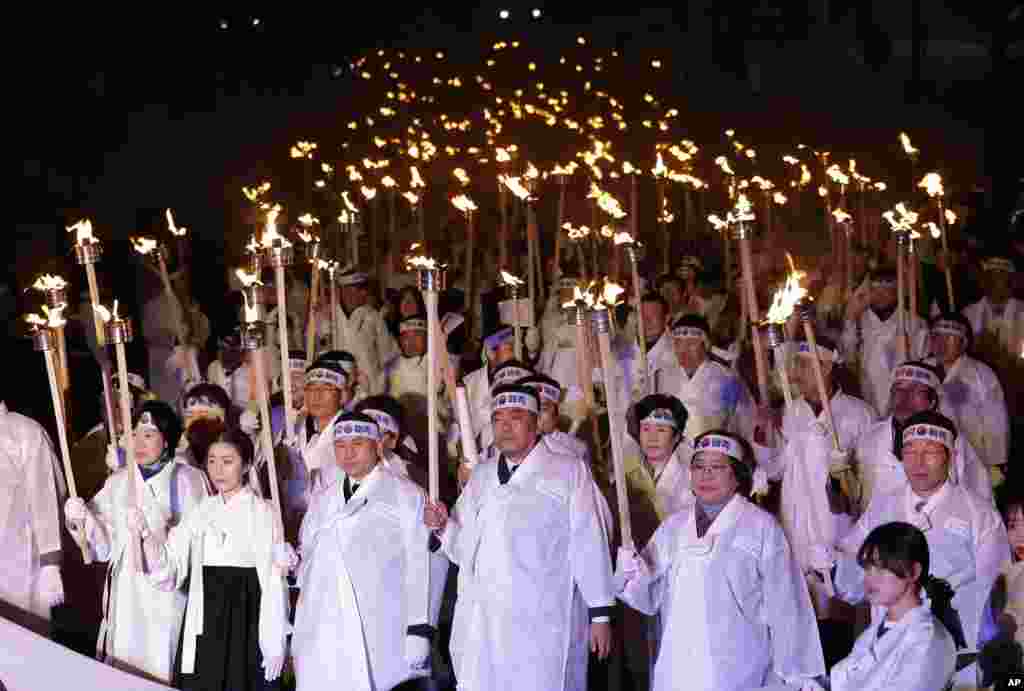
[403,490,432,630]
[256,502,288,665]
[619,518,677,616]
[569,463,616,616]
[148,519,192,591]
[21,421,63,568]
[983,369,1009,467]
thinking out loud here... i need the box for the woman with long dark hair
[831,521,958,690]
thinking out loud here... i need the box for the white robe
[142,292,209,406]
[757,390,876,570]
[841,307,927,415]
[149,488,288,675]
[461,366,494,450]
[292,465,433,691]
[334,304,399,395]
[855,416,991,509]
[941,354,1009,468]
[830,605,956,691]
[384,354,451,444]
[658,359,747,441]
[963,296,1024,357]
[835,482,1009,686]
[0,402,65,621]
[441,438,616,691]
[620,495,825,691]
[87,458,208,683]
[613,330,677,404]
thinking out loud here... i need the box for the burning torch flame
[714,156,735,177]
[832,208,853,224]
[731,194,756,223]
[773,192,788,205]
[408,255,438,271]
[765,260,808,324]
[945,209,957,225]
[601,281,625,306]
[926,222,942,239]
[165,209,187,237]
[453,168,470,186]
[613,231,634,246]
[899,132,919,157]
[707,215,729,232]
[261,205,291,248]
[410,166,425,189]
[402,191,420,206]
[290,141,318,159]
[563,222,591,240]
[130,236,159,255]
[361,186,377,200]
[500,175,532,201]
[67,219,97,246]
[235,268,262,288]
[382,175,397,189]
[918,173,944,198]
[452,194,478,213]
[32,274,68,292]
[883,203,920,233]
[342,191,359,214]
[242,182,271,202]
[297,213,320,228]
[652,152,667,178]
[24,304,67,329]
[826,164,850,187]
[500,270,524,287]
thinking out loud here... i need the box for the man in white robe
[292,412,436,691]
[841,268,927,415]
[0,402,66,623]
[856,360,990,508]
[963,255,1024,359]
[426,384,616,691]
[614,292,678,404]
[335,270,399,394]
[928,312,1010,485]
[824,411,1009,689]
[459,329,530,454]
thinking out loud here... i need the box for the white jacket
[0,402,65,621]
[842,307,927,415]
[963,296,1024,357]
[940,354,1009,468]
[830,605,956,691]
[292,464,433,691]
[334,304,399,395]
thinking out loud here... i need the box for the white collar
[906,480,951,517]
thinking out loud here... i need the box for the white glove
[807,543,836,573]
[239,408,260,434]
[404,635,431,669]
[272,542,298,571]
[105,442,125,472]
[39,565,64,607]
[751,467,770,498]
[262,654,284,681]
[124,507,150,538]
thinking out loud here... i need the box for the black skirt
[181,566,280,691]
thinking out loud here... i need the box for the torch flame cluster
[765,256,808,324]
[66,219,98,246]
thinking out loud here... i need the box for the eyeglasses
[690,463,732,476]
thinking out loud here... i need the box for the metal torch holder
[239,323,266,351]
[31,327,56,352]
[263,242,295,269]
[145,244,169,266]
[796,300,816,324]
[241,284,265,322]
[104,319,134,345]
[247,249,263,276]
[303,239,321,263]
[416,267,447,293]
[42,287,68,310]
[764,321,786,349]
[564,302,590,327]
[74,241,103,265]
[894,229,909,248]
[730,221,751,242]
[590,305,612,334]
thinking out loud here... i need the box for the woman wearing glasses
[615,430,826,691]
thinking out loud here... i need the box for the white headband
[491,365,532,389]
[399,318,428,334]
[891,364,941,392]
[305,367,348,389]
[902,423,954,451]
[982,257,1015,273]
[524,381,561,405]
[641,407,678,429]
[931,320,968,339]
[492,390,539,415]
[289,357,308,372]
[795,341,843,363]
[361,409,399,437]
[694,433,743,461]
[672,325,709,343]
[334,419,381,441]
[337,272,369,286]
[136,411,159,434]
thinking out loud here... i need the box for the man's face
[493,408,538,458]
[901,439,950,497]
[641,301,668,341]
[889,381,933,423]
[537,401,559,435]
[793,356,832,401]
[342,285,369,310]
[305,382,342,420]
[933,333,966,366]
[400,330,428,357]
[870,284,897,311]
[334,437,379,481]
[639,423,676,464]
[673,337,706,373]
[1006,506,1024,561]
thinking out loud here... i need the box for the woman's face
[691,451,739,504]
[639,423,676,464]
[863,560,919,610]
[206,442,246,498]
[1007,506,1024,561]
[135,427,166,465]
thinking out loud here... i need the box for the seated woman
[137,427,292,690]
[616,430,825,691]
[830,521,958,691]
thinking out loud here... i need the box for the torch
[551,163,576,270]
[165,208,189,290]
[100,301,145,569]
[831,208,855,303]
[563,287,596,414]
[260,206,297,444]
[238,289,284,540]
[592,294,634,551]
[382,175,397,291]
[326,260,341,350]
[296,215,321,367]
[763,265,808,411]
[496,147,512,270]
[501,173,537,305]
[26,310,90,563]
[899,132,920,195]
[31,275,71,423]
[919,173,956,311]
[452,193,478,337]
[408,256,446,502]
[731,194,771,405]
[653,153,669,274]
[614,231,649,395]
[500,270,526,361]
[68,219,106,347]
[342,192,362,267]
[564,223,592,284]
[883,203,919,359]
[361,185,378,286]
[410,165,426,244]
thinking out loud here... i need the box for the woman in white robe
[65,400,207,684]
[617,431,825,691]
[830,521,957,691]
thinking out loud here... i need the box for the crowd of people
[3,235,1024,691]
